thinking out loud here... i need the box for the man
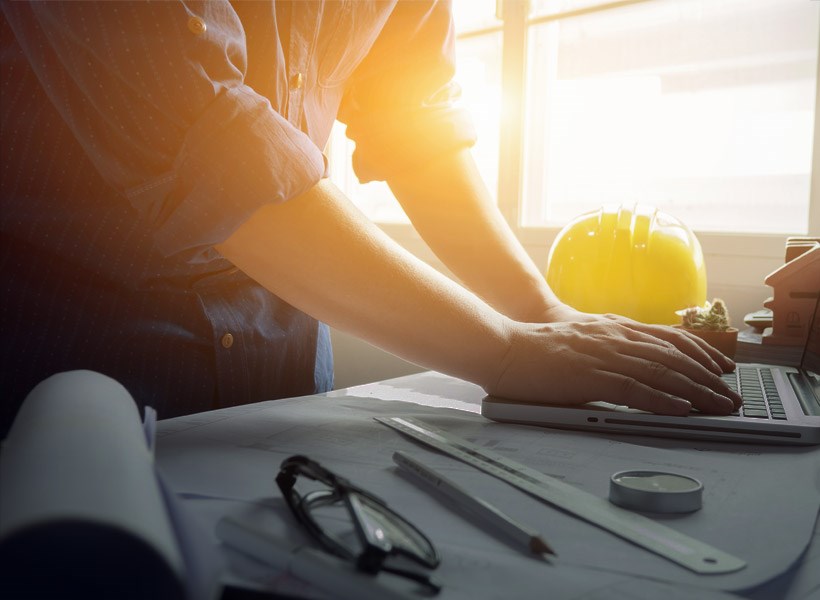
[0,1,741,437]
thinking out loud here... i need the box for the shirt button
[220,333,234,349]
[291,72,304,90]
[188,16,207,36]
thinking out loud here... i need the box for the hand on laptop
[486,308,743,416]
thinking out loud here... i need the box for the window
[330,0,818,236]
[522,0,819,234]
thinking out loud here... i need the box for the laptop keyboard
[720,367,787,420]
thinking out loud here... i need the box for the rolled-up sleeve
[337,0,476,184]
[2,1,325,259]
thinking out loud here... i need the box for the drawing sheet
[156,379,820,599]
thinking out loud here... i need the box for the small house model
[762,241,820,346]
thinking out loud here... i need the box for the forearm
[215,178,511,389]
[215,168,741,416]
[388,149,562,323]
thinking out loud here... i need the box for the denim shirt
[0,1,475,433]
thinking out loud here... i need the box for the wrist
[479,318,528,396]
[520,295,582,324]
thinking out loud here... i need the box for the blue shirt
[0,0,475,434]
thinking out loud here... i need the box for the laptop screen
[799,295,820,401]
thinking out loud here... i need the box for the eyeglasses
[276,455,441,593]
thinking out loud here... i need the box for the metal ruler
[376,416,746,574]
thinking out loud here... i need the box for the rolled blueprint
[0,370,185,600]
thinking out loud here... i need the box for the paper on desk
[332,370,487,412]
[216,495,742,600]
[156,393,820,598]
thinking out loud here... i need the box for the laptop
[482,297,820,445]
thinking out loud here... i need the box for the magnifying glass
[609,470,703,513]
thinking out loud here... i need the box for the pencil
[393,451,555,556]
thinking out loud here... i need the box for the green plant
[676,298,732,332]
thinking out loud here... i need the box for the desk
[156,371,820,600]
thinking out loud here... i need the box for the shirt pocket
[316,1,391,88]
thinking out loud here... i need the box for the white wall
[330,328,423,390]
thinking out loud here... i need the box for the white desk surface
[157,371,820,600]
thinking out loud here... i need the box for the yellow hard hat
[546,204,707,325]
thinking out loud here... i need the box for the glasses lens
[348,492,439,568]
[301,487,361,558]
[299,483,439,569]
